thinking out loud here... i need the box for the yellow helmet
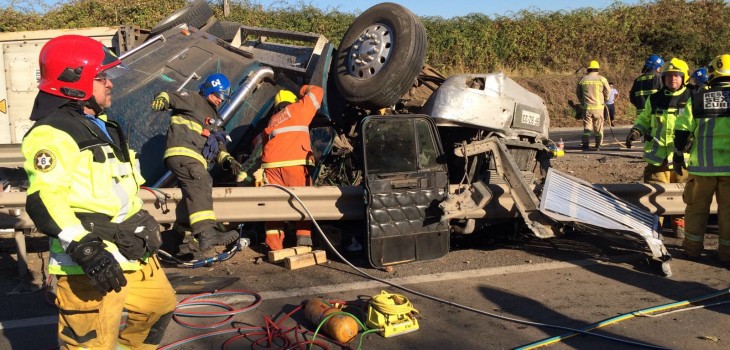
[588,60,600,70]
[708,54,730,81]
[274,89,297,107]
[663,58,689,85]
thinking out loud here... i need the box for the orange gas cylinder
[304,298,359,343]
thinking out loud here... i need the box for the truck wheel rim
[346,23,393,80]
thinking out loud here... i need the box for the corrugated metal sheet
[540,168,668,259]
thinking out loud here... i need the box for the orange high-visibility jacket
[261,85,323,168]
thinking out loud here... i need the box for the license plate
[521,111,541,126]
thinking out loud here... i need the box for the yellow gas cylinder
[304,298,359,343]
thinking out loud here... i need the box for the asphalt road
[1,126,728,350]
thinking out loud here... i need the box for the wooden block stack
[267,246,327,270]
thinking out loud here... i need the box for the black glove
[673,153,686,175]
[151,92,170,111]
[626,128,641,149]
[223,155,243,176]
[67,235,127,295]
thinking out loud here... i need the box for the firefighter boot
[672,217,685,239]
[595,135,603,151]
[196,227,240,252]
[265,229,285,251]
[296,235,313,247]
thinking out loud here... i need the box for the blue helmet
[199,73,231,99]
[691,67,709,85]
[644,54,664,71]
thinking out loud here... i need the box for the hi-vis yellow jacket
[676,82,730,176]
[632,86,691,167]
[22,104,146,275]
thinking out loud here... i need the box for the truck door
[361,115,450,268]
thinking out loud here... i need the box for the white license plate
[521,111,541,126]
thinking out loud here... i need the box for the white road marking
[0,257,626,330]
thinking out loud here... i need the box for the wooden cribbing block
[268,246,312,263]
[285,250,327,270]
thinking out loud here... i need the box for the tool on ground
[366,290,420,337]
[304,298,359,343]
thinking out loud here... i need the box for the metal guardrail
[0,143,716,228]
[0,186,365,229]
[0,182,713,230]
[0,144,24,168]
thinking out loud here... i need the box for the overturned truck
[0,1,693,274]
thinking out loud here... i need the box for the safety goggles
[211,91,230,100]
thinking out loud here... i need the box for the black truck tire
[217,21,243,42]
[150,0,214,36]
[333,2,427,109]
[201,18,225,39]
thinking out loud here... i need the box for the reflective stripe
[306,91,321,110]
[171,115,203,134]
[687,165,730,173]
[270,125,309,138]
[266,230,282,235]
[48,237,143,275]
[643,122,665,165]
[57,224,87,251]
[683,232,704,242]
[635,89,658,96]
[261,159,314,168]
[190,210,216,225]
[704,118,715,167]
[164,147,207,167]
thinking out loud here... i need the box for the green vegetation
[2,0,729,74]
[1,0,726,125]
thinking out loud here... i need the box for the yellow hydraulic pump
[366,290,420,337]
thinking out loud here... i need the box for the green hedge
[2,0,729,75]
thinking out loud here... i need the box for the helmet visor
[101,63,129,80]
[99,46,128,79]
[212,85,231,100]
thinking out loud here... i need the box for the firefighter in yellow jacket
[576,60,611,150]
[674,54,730,264]
[22,35,177,349]
[626,58,690,237]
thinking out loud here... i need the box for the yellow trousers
[56,255,177,349]
[682,175,730,261]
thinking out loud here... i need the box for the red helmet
[38,35,127,100]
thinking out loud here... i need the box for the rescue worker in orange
[151,73,245,254]
[576,60,611,150]
[22,35,177,349]
[246,85,323,250]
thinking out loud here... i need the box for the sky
[275,0,643,18]
[6,1,644,18]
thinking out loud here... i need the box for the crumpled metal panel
[421,73,549,141]
[539,168,668,259]
[368,187,450,266]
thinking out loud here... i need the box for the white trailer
[0,27,121,143]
